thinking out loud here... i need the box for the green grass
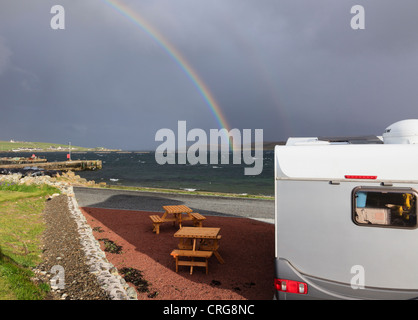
[0,253,49,300]
[0,183,60,300]
[0,183,59,204]
[0,182,59,195]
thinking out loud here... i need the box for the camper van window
[353,188,417,228]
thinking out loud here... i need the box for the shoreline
[0,150,274,198]
[0,169,274,200]
[93,184,274,201]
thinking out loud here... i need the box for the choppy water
[0,151,274,196]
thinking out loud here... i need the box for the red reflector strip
[274,278,308,294]
[344,175,377,180]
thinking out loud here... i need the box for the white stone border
[66,186,138,300]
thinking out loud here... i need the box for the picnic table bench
[190,212,206,227]
[170,249,213,274]
[149,215,164,234]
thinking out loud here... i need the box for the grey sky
[0,0,417,150]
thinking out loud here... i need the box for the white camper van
[274,120,418,299]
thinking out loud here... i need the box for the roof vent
[382,119,418,144]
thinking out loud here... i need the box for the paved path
[73,187,274,223]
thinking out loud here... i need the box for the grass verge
[93,184,274,200]
[0,182,60,300]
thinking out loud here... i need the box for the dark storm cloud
[0,0,417,149]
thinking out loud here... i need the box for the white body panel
[276,144,418,181]
[275,143,418,291]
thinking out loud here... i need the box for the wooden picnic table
[171,227,224,274]
[174,227,225,264]
[162,205,193,228]
[149,205,206,234]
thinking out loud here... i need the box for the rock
[126,287,138,300]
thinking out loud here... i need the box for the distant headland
[0,140,120,153]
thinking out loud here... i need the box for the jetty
[0,157,47,165]
[0,160,102,172]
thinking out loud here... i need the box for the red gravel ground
[80,207,275,300]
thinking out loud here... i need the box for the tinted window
[353,188,417,228]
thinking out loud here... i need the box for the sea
[0,151,274,196]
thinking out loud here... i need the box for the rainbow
[101,0,233,139]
